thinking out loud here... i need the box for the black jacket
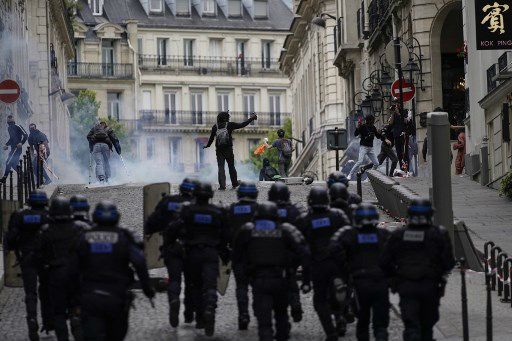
[355,124,382,147]
[87,124,121,154]
[5,123,28,148]
[206,117,256,149]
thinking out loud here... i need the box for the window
[190,92,203,124]
[157,38,168,66]
[236,40,247,75]
[196,140,206,169]
[89,0,103,16]
[150,0,163,12]
[101,40,114,76]
[146,138,155,160]
[184,39,194,66]
[203,0,215,14]
[137,38,143,65]
[164,92,178,124]
[176,0,190,15]
[309,117,314,136]
[142,91,152,116]
[169,138,181,168]
[248,138,260,154]
[487,65,497,93]
[254,0,268,18]
[209,39,222,58]
[243,93,256,124]
[261,41,271,69]
[269,94,281,125]
[107,92,121,120]
[228,0,242,17]
[217,93,229,112]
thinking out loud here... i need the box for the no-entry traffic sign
[391,79,416,103]
[0,79,21,104]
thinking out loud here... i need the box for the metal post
[335,149,339,171]
[497,253,508,296]
[484,241,495,286]
[356,172,362,199]
[36,144,40,188]
[427,112,454,240]
[460,258,469,341]
[9,171,13,200]
[490,246,502,291]
[17,163,23,206]
[502,258,512,303]
[27,148,35,191]
[23,154,28,201]
[486,273,493,341]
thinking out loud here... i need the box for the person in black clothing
[259,158,279,181]
[326,171,362,206]
[28,123,51,185]
[2,115,28,182]
[378,118,398,177]
[329,183,351,220]
[389,103,406,169]
[347,115,381,180]
[204,111,257,190]
[87,120,121,183]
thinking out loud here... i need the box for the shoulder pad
[40,224,49,231]
[281,223,305,243]
[240,222,254,232]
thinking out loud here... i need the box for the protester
[377,117,398,177]
[266,129,294,177]
[1,115,28,183]
[389,102,406,169]
[28,123,51,184]
[204,111,257,190]
[259,158,279,181]
[453,129,466,175]
[87,120,121,184]
[347,114,381,180]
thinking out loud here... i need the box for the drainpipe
[126,38,139,120]
[46,0,53,144]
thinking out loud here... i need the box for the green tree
[246,118,293,172]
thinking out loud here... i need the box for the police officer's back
[70,195,91,225]
[78,201,154,341]
[233,201,311,341]
[5,190,49,341]
[380,198,455,341]
[331,203,390,341]
[329,183,352,220]
[327,171,361,206]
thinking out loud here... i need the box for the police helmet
[268,182,290,203]
[307,187,330,209]
[353,203,379,228]
[28,190,48,208]
[194,181,214,200]
[237,181,258,200]
[254,201,278,220]
[70,195,90,213]
[407,197,434,226]
[329,183,349,204]
[179,178,196,196]
[277,129,285,138]
[49,196,73,220]
[326,171,349,188]
[92,201,120,225]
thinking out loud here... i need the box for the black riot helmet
[268,182,290,204]
[180,178,196,196]
[307,187,330,210]
[326,171,349,188]
[353,203,379,228]
[70,195,90,213]
[28,190,48,208]
[254,201,279,220]
[277,129,285,138]
[194,181,214,200]
[407,197,434,226]
[92,200,120,226]
[49,196,73,221]
[329,183,349,206]
[237,181,258,200]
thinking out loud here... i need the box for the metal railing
[138,55,282,76]
[368,0,391,33]
[67,62,134,79]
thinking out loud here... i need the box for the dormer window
[176,0,190,16]
[254,0,268,18]
[203,0,215,15]
[150,0,163,13]
[228,0,242,17]
[89,0,103,16]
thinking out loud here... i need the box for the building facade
[280,0,347,180]
[70,0,292,175]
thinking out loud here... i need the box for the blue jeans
[93,143,111,181]
[3,146,22,177]
[348,145,379,179]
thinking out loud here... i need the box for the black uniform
[331,225,391,340]
[2,120,28,179]
[233,203,311,341]
[78,225,153,340]
[5,207,50,339]
[296,206,350,340]
[378,124,398,177]
[380,224,455,340]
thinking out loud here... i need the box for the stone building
[69,0,292,175]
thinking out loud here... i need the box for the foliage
[500,171,512,200]
[246,118,293,172]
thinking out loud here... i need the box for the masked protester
[266,129,294,177]
[1,115,28,183]
[70,195,91,225]
[377,117,398,177]
[259,158,279,181]
[86,120,121,184]
[329,183,352,222]
[268,182,304,322]
[347,115,381,180]
[326,171,362,206]
[28,123,52,184]
[296,187,351,340]
[331,203,390,341]
[226,181,259,330]
[380,198,455,341]
[233,201,311,341]
[78,201,154,340]
[4,191,50,340]
[204,111,257,190]
[145,178,197,327]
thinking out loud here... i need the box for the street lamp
[360,96,372,116]
[311,13,337,28]
[370,88,383,116]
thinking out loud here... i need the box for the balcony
[67,62,134,79]
[138,55,283,77]
[367,0,395,46]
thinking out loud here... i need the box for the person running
[28,123,51,184]
[266,129,294,177]
[347,114,381,180]
[1,115,28,183]
[87,120,121,184]
[204,111,257,190]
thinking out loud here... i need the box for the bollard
[502,258,512,303]
[17,164,23,206]
[486,273,493,341]
[9,170,13,200]
[27,148,35,191]
[484,241,495,286]
[36,145,40,188]
[490,245,502,291]
[356,172,362,199]
[497,252,508,297]
[23,154,28,201]
[460,258,469,341]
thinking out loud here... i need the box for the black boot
[238,314,249,330]
[195,315,204,329]
[27,318,39,341]
[169,299,180,328]
[203,308,215,336]
[290,304,303,323]
[184,309,194,324]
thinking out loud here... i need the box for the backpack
[215,124,230,147]
[281,139,293,158]
[93,126,109,143]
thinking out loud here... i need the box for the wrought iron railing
[368,0,391,33]
[67,62,134,79]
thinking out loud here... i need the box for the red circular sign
[391,79,416,103]
[0,79,21,104]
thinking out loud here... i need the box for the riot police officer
[268,182,304,322]
[227,181,259,330]
[166,181,230,336]
[296,187,350,341]
[380,198,455,341]
[78,201,155,341]
[233,201,311,341]
[327,171,361,205]
[328,183,351,220]
[70,195,91,224]
[145,178,196,327]
[331,203,390,341]
[4,190,50,340]
[39,196,86,341]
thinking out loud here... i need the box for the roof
[77,0,293,31]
